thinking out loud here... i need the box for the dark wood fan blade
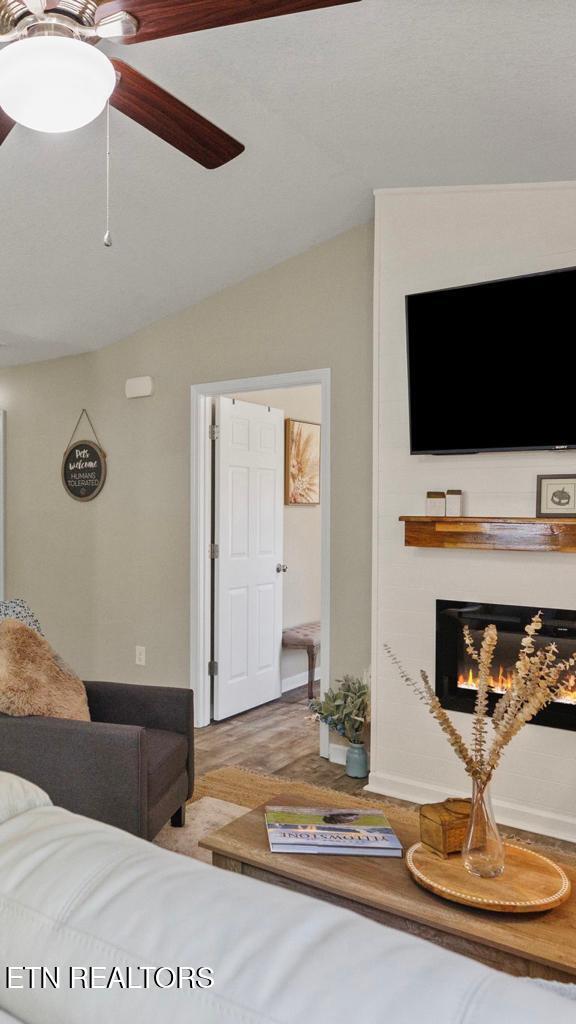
[110,60,244,168]
[0,108,15,145]
[96,0,361,44]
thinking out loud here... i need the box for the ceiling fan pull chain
[103,101,112,248]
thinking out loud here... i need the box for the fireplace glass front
[436,600,576,731]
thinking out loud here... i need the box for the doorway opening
[190,370,331,769]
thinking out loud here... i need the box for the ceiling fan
[0,0,362,168]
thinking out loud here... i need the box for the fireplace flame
[458,666,576,704]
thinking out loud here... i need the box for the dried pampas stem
[385,612,576,787]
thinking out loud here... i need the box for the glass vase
[462,779,505,878]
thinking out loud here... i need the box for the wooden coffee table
[199,781,576,983]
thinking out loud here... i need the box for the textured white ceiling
[0,0,574,365]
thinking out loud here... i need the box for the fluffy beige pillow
[0,619,90,721]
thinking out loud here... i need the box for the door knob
[276,564,288,573]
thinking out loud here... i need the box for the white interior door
[214,396,284,720]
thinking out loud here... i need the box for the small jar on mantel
[426,491,446,516]
[446,490,463,516]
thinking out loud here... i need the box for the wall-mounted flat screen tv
[406,266,576,454]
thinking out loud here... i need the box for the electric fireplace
[436,600,576,732]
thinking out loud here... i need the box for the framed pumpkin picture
[285,419,321,505]
[536,475,576,517]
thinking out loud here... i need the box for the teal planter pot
[345,742,368,779]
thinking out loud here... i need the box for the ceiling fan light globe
[0,37,116,134]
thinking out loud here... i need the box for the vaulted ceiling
[0,0,573,365]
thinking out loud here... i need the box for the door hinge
[209,543,219,559]
[208,660,218,676]
[209,425,220,440]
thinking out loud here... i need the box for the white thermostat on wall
[125,376,154,399]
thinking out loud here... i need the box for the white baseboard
[282,668,321,694]
[365,770,576,843]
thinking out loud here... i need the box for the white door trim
[191,369,331,741]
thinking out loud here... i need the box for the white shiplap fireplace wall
[368,183,576,841]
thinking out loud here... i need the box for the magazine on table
[264,805,403,857]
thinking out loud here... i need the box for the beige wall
[0,354,98,669]
[0,222,373,694]
[230,386,322,687]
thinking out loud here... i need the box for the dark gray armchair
[0,681,194,840]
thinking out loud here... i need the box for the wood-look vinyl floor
[194,685,367,795]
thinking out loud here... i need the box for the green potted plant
[310,675,370,778]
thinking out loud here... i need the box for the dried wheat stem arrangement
[384,612,576,787]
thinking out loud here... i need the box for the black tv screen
[406,266,576,454]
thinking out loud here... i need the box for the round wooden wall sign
[62,440,107,502]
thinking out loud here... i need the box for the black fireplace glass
[436,600,576,732]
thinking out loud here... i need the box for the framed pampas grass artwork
[285,419,320,505]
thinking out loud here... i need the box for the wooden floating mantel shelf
[399,516,576,553]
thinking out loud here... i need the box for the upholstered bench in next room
[282,622,321,699]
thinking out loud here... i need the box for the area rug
[154,796,246,863]
[190,765,420,826]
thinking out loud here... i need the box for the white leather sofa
[0,771,574,1024]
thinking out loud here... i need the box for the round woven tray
[406,842,571,913]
